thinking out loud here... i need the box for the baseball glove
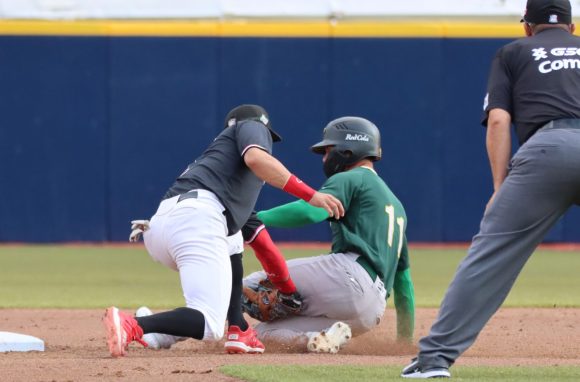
[129,220,150,242]
[241,279,304,322]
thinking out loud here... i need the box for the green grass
[405,248,580,307]
[220,365,580,381]
[0,245,181,308]
[0,245,579,308]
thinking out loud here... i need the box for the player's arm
[257,200,329,228]
[392,236,415,343]
[244,147,344,219]
[485,108,511,211]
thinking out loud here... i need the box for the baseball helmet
[311,116,382,177]
[224,104,282,142]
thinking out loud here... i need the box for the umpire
[402,0,580,378]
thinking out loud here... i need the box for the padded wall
[1,34,577,242]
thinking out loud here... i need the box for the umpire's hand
[309,192,345,219]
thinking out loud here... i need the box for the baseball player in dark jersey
[402,0,580,378]
[242,117,416,353]
[103,104,344,357]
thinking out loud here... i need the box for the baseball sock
[227,253,249,331]
[136,307,205,339]
[249,229,297,294]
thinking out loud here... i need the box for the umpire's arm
[485,108,512,212]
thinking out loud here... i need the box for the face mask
[323,150,347,178]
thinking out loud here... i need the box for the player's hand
[308,192,344,219]
[129,219,150,242]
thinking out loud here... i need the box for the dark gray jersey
[482,28,580,145]
[164,120,273,234]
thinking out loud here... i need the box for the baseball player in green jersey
[242,116,415,353]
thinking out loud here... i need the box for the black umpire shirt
[164,120,273,235]
[482,28,580,145]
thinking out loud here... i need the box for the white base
[0,331,45,352]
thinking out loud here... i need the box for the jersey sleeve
[318,171,355,211]
[257,200,329,228]
[481,46,513,127]
[236,120,273,156]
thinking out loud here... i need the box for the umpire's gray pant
[418,119,580,369]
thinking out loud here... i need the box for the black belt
[177,190,198,202]
[356,256,379,282]
[176,190,235,235]
[540,118,580,130]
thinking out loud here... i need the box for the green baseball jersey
[320,166,409,294]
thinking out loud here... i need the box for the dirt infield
[1,308,579,381]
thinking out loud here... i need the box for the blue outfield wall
[1,34,579,242]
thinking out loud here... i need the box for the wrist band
[283,174,316,202]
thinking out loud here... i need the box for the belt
[177,190,198,203]
[356,256,388,299]
[176,189,234,233]
[539,118,580,131]
[356,255,379,283]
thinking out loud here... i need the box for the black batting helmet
[311,116,382,177]
[224,104,282,142]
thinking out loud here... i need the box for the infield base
[0,331,44,352]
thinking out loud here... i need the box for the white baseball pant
[143,190,232,341]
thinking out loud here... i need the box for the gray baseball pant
[418,120,580,369]
[244,252,386,348]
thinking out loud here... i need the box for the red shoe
[224,325,265,354]
[102,306,148,357]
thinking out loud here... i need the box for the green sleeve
[393,267,415,342]
[257,200,329,228]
